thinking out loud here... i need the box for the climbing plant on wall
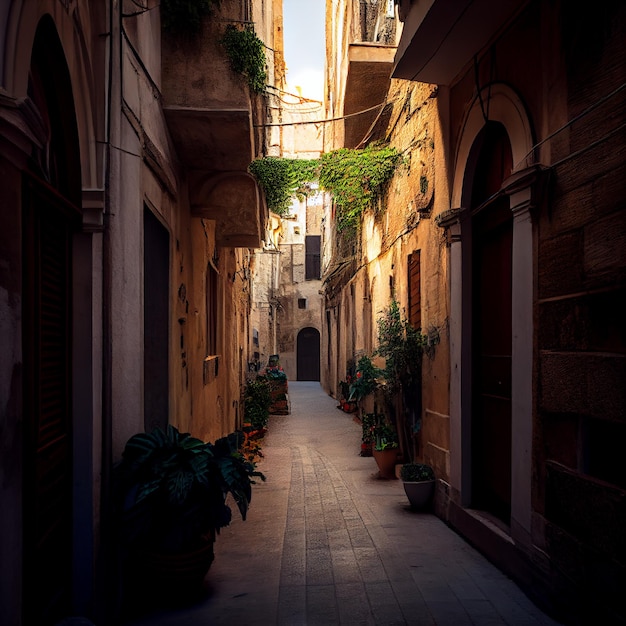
[248,157,319,215]
[318,143,403,236]
[220,24,268,93]
[248,143,402,228]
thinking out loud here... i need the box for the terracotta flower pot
[372,447,398,479]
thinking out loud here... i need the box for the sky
[282,0,325,101]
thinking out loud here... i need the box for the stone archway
[448,83,537,538]
[297,327,321,381]
[21,16,82,624]
[468,121,514,523]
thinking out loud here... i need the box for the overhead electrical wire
[253,99,396,128]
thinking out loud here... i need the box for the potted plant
[113,425,265,603]
[375,299,428,459]
[360,412,376,456]
[338,376,357,413]
[348,355,382,405]
[400,462,435,509]
[244,377,272,436]
[371,415,399,479]
[265,355,289,414]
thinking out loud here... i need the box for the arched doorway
[448,83,536,537]
[22,16,82,624]
[468,122,513,523]
[297,327,321,381]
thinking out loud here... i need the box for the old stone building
[0,1,281,623]
[322,0,451,473]
[324,0,625,622]
[249,92,325,381]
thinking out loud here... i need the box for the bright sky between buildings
[283,0,325,101]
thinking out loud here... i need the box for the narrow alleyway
[126,382,561,626]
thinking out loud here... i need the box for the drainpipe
[271,250,278,355]
[96,0,118,621]
[271,302,277,355]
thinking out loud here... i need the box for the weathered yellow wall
[322,76,451,477]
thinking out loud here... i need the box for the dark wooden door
[22,175,79,624]
[470,122,513,524]
[297,327,321,381]
[472,196,513,522]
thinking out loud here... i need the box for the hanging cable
[514,81,626,169]
[254,99,397,128]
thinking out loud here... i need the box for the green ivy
[249,144,402,227]
[161,0,217,33]
[220,24,267,94]
[318,144,402,235]
[248,157,319,215]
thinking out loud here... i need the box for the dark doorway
[297,327,321,381]
[22,16,81,624]
[144,207,170,433]
[470,122,513,524]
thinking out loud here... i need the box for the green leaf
[167,468,194,506]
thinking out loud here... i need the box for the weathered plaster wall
[321,70,451,473]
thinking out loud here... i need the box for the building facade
[322,0,451,472]
[249,92,325,381]
[324,0,625,621]
[0,1,280,623]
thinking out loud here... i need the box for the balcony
[343,43,396,148]
[393,0,527,84]
[161,1,267,248]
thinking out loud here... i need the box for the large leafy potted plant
[375,299,428,459]
[400,462,435,510]
[114,425,265,602]
[244,377,272,435]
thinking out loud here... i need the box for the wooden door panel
[472,195,513,522]
[23,175,77,624]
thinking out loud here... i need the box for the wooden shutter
[305,235,321,280]
[22,174,79,623]
[408,251,421,329]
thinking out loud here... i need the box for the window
[305,235,321,280]
[298,298,307,309]
[408,251,421,329]
[144,207,170,431]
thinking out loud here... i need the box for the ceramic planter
[372,447,398,479]
[403,479,435,509]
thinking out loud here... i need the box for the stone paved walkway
[125,382,562,625]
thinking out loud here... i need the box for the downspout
[96,0,118,621]
[271,251,278,355]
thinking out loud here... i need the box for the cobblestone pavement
[126,381,562,625]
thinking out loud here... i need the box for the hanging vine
[248,157,319,215]
[220,24,268,94]
[318,143,402,236]
[248,144,402,228]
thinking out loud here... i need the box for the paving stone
[124,382,562,626]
